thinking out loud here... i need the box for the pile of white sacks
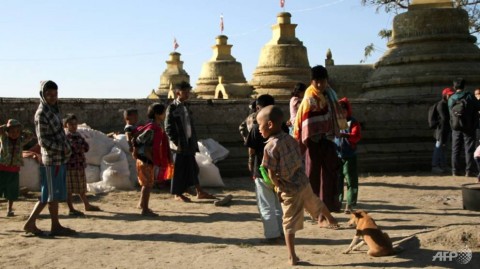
[19,124,229,194]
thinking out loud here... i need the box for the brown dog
[343,210,394,257]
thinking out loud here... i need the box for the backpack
[427,102,440,129]
[450,97,472,132]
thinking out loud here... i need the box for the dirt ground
[1,173,479,269]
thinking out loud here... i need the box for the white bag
[198,138,229,163]
[195,152,224,187]
[100,146,133,190]
[19,158,40,191]
[77,126,115,166]
[85,165,101,183]
[113,134,138,185]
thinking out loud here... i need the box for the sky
[0,0,396,98]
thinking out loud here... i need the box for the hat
[175,81,192,91]
[6,119,22,129]
[442,88,454,96]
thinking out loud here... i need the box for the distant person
[245,94,284,243]
[431,88,454,174]
[63,113,100,217]
[165,82,215,202]
[335,98,361,214]
[293,65,348,215]
[0,119,34,217]
[474,88,480,148]
[238,100,257,143]
[287,82,307,135]
[123,108,139,153]
[448,78,480,177]
[259,105,339,265]
[23,80,77,237]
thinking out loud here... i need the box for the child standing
[24,80,76,237]
[258,105,339,265]
[0,119,33,216]
[133,103,172,216]
[335,98,361,214]
[245,94,284,243]
[63,114,100,216]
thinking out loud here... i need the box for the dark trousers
[451,130,476,174]
[305,138,341,212]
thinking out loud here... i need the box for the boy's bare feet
[288,255,300,266]
[319,219,339,229]
[23,224,44,236]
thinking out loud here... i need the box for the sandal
[213,194,233,207]
[69,210,85,217]
[141,209,158,217]
[49,227,78,237]
[85,205,101,212]
[197,192,216,199]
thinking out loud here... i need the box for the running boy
[259,105,339,266]
[64,113,100,216]
[0,119,33,216]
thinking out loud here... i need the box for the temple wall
[0,97,434,177]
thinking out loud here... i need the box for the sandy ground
[1,173,479,269]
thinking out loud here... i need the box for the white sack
[19,158,40,191]
[113,134,138,185]
[198,138,229,163]
[85,165,101,183]
[195,152,224,187]
[77,126,115,166]
[100,146,133,190]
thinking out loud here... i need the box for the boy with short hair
[259,105,338,266]
[63,113,100,216]
[245,94,284,243]
[0,119,33,216]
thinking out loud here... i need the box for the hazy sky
[0,0,395,98]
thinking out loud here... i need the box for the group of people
[241,65,362,265]
[1,65,361,264]
[0,80,217,237]
[430,78,480,182]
